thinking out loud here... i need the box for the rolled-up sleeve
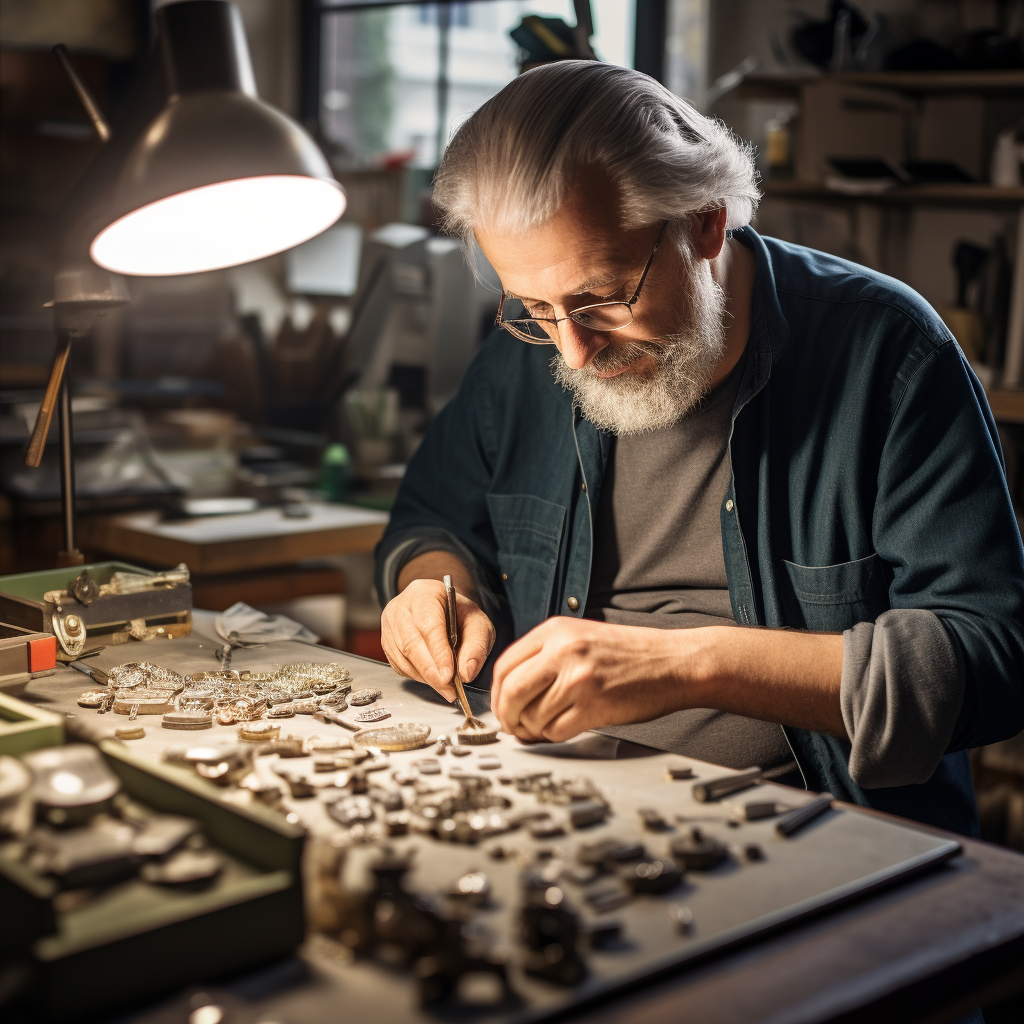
[841,608,964,788]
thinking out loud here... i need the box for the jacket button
[567,596,579,611]
[725,499,734,512]
[502,573,508,581]
[581,482,587,492]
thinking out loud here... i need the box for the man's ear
[691,207,728,260]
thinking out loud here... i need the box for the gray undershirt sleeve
[840,608,965,789]
[378,528,502,619]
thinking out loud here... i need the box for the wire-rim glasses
[494,221,669,345]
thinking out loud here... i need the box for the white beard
[551,249,728,436]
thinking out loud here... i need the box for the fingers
[380,585,456,700]
[490,621,550,720]
[458,600,495,682]
[492,651,558,736]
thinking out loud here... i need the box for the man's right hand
[381,576,496,701]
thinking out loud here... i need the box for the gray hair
[433,61,760,247]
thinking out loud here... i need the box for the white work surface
[22,623,961,1024]
[109,505,389,544]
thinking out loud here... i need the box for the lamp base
[56,549,85,569]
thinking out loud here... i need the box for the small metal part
[584,880,632,913]
[306,736,350,755]
[349,688,382,706]
[327,794,375,827]
[142,848,222,885]
[448,870,491,906]
[51,609,86,659]
[667,765,695,780]
[744,843,765,861]
[669,828,729,871]
[69,569,98,605]
[161,710,213,730]
[668,903,694,933]
[384,809,411,835]
[692,766,763,803]
[77,691,107,708]
[528,813,566,839]
[577,838,646,867]
[413,758,441,775]
[268,703,296,718]
[238,721,280,742]
[478,756,501,770]
[568,800,608,829]
[352,723,431,751]
[456,723,499,745]
[583,918,622,949]
[114,725,145,740]
[449,745,471,757]
[561,864,599,886]
[776,794,834,837]
[627,857,683,894]
[735,800,779,821]
[639,807,669,831]
[355,706,391,723]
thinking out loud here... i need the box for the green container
[0,693,64,757]
[0,561,192,633]
[1,741,305,1021]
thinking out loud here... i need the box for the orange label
[28,636,57,673]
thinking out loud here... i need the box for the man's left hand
[490,616,695,742]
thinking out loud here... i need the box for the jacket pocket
[486,492,565,637]
[780,553,889,633]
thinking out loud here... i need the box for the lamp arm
[53,44,110,142]
[25,333,72,469]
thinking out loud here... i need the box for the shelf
[738,70,1024,98]
[986,387,1024,425]
[762,182,1024,208]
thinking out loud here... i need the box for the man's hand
[490,617,686,742]
[381,573,496,701]
[491,616,847,743]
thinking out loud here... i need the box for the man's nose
[557,319,608,370]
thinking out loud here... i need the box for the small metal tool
[692,765,763,803]
[442,574,486,731]
[776,793,834,838]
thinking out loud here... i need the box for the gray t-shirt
[586,353,799,781]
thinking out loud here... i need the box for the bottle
[319,443,352,503]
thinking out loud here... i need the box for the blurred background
[1,0,1022,848]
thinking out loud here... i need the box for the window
[319,0,637,169]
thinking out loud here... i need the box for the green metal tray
[0,692,64,757]
[2,741,306,1021]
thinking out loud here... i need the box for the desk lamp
[25,0,346,566]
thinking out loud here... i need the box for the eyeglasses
[495,221,669,345]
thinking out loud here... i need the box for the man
[375,61,1024,834]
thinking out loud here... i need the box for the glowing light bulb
[91,175,345,276]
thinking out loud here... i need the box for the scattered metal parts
[161,710,213,730]
[355,706,391,723]
[448,870,491,906]
[639,807,670,831]
[626,857,683,895]
[568,800,608,829]
[238,721,280,742]
[584,879,633,913]
[776,794,834,837]
[349,688,382,706]
[692,766,763,803]
[327,794,375,827]
[352,723,431,752]
[669,828,730,871]
[141,848,222,885]
[520,880,587,985]
[69,569,98,605]
[51,608,86,659]
[456,723,499,745]
[668,903,694,933]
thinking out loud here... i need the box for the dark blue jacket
[377,227,1024,835]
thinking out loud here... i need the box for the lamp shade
[90,0,345,276]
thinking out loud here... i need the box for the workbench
[11,616,1024,1024]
